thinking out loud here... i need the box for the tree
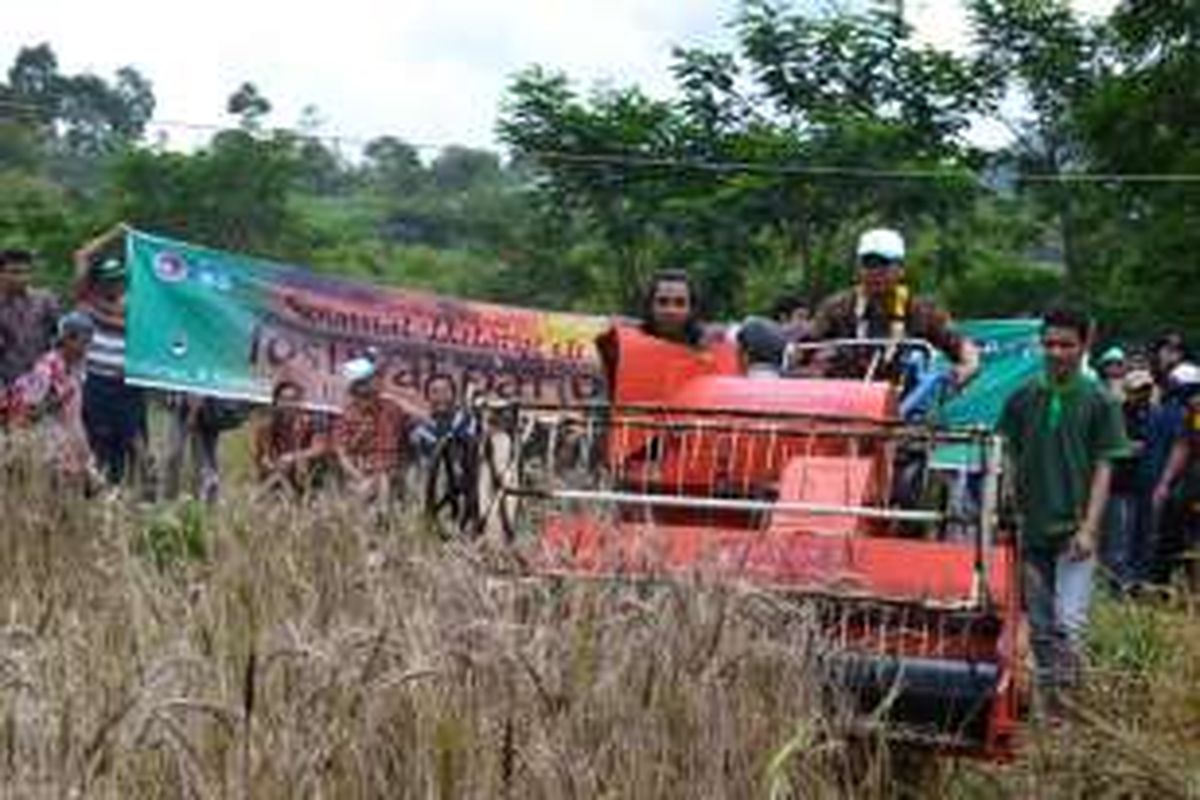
[0,169,90,291]
[362,135,425,195]
[968,0,1106,289]
[109,128,302,256]
[429,145,502,192]
[499,2,996,314]
[227,82,271,130]
[1070,0,1200,332]
[4,44,155,158]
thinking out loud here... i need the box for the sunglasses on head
[859,254,900,270]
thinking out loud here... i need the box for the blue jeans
[82,373,147,484]
[1023,546,1096,694]
[1101,493,1140,589]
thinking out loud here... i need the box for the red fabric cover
[770,456,879,536]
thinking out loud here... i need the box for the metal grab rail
[785,337,937,379]
[504,487,947,525]
[466,400,1006,608]
[474,399,991,442]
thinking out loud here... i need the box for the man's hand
[950,339,981,388]
[1152,481,1172,509]
[1066,525,1097,561]
[951,363,976,388]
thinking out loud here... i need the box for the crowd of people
[0,233,472,504]
[3,225,1199,721]
[634,228,1199,717]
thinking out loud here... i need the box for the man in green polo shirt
[998,306,1127,714]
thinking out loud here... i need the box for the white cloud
[908,0,1118,50]
[0,0,1117,153]
[0,0,733,150]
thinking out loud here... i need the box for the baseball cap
[1169,362,1200,387]
[341,357,377,384]
[91,258,126,283]
[856,228,906,263]
[1124,369,1154,391]
[57,310,95,341]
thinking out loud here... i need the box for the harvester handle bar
[504,487,947,525]
[476,399,993,443]
[898,368,953,421]
[785,337,937,366]
[580,417,985,444]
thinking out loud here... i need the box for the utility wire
[530,150,1200,185]
[4,95,1200,185]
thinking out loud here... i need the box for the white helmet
[1169,362,1200,387]
[856,228,906,262]
[341,356,378,384]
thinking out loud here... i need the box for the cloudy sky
[2,0,1116,153]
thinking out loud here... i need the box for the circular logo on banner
[154,251,189,283]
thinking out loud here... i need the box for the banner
[126,229,1045,435]
[125,230,609,410]
[934,318,1044,470]
[941,318,1044,427]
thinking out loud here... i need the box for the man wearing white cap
[331,353,418,501]
[807,228,979,384]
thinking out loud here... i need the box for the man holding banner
[332,355,421,502]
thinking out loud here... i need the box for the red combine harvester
[433,325,1025,759]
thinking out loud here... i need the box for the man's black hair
[1153,329,1187,354]
[271,379,305,405]
[737,317,787,367]
[424,372,457,398]
[641,268,703,346]
[0,248,33,266]
[1042,306,1092,341]
[769,290,811,321]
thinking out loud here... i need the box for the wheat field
[1,450,1198,799]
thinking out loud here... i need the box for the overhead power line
[0,97,444,151]
[529,150,1200,185]
[3,95,1200,185]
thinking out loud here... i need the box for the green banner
[933,318,1044,469]
[126,230,1045,442]
[125,230,609,410]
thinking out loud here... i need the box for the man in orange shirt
[251,380,330,495]
[331,356,417,502]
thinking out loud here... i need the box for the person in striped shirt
[75,225,149,485]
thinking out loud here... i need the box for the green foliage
[498,3,997,317]
[1087,593,1176,675]
[108,129,305,257]
[1071,0,1200,334]
[136,500,209,570]
[4,43,154,191]
[1,3,1198,338]
[943,259,1065,319]
[0,169,90,291]
[226,82,271,129]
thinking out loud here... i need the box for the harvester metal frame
[422,330,1025,759]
